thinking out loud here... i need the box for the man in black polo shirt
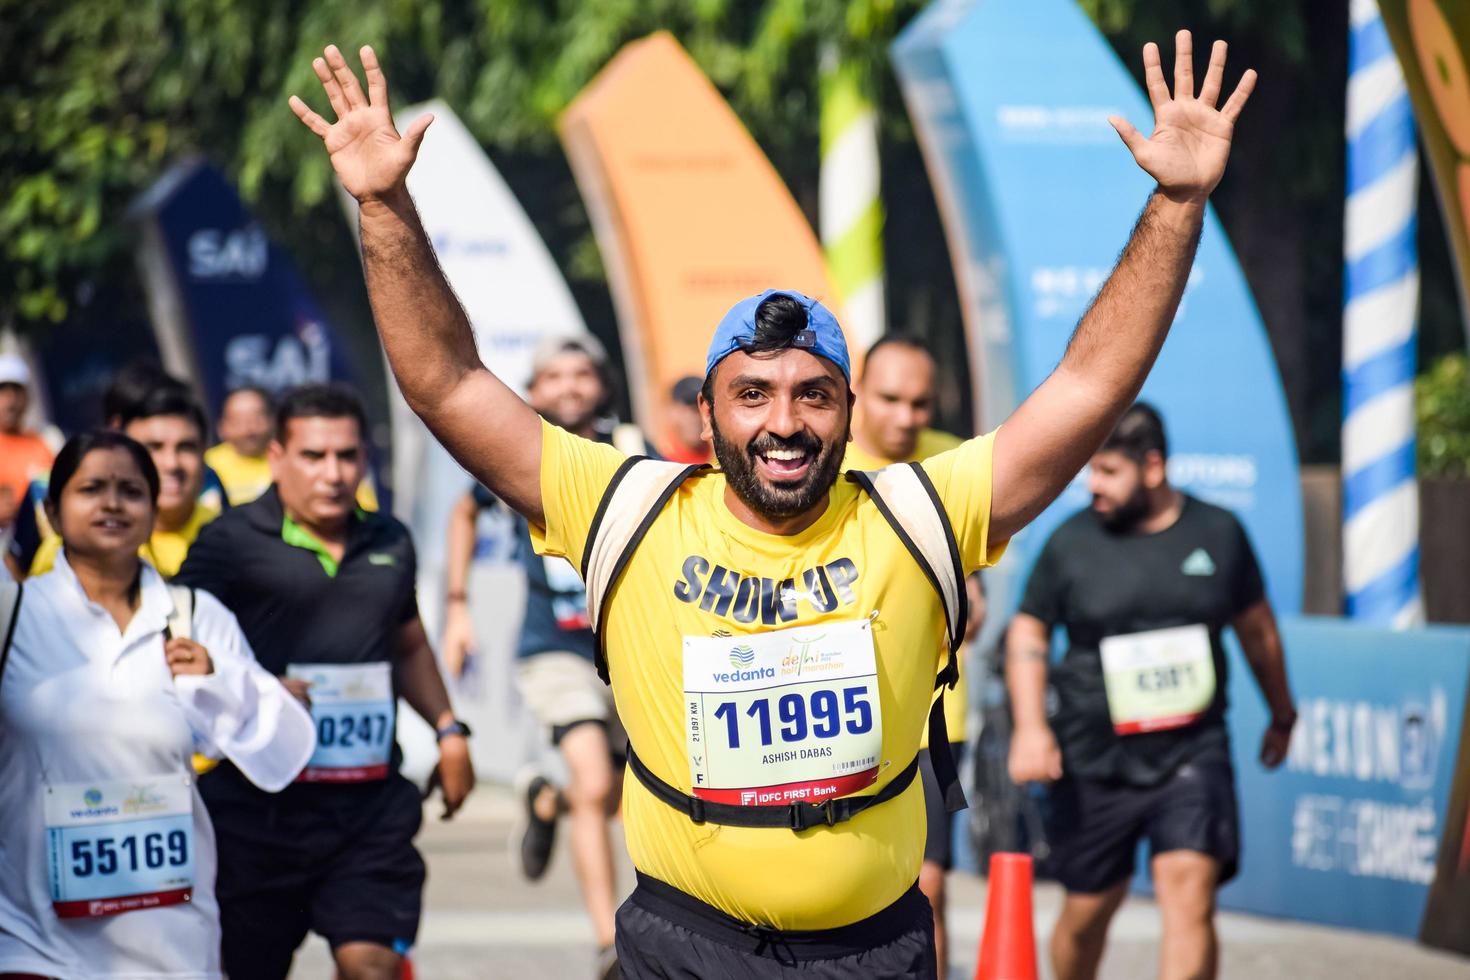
[1006,403,1296,980]
[176,383,475,980]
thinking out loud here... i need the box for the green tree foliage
[10,1,1462,461]
[1416,352,1470,477]
[2,0,919,333]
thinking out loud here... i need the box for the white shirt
[0,553,315,979]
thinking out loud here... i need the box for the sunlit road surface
[288,788,1470,979]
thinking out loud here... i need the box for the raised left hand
[426,735,475,820]
[1109,30,1257,203]
[165,637,214,677]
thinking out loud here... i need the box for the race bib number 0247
[45,776,194,919]
[287,662,394,782]
[684,619,884,806]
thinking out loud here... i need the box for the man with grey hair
[442,332,650,980]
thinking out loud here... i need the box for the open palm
[289,45,432,204]
[1110,31,1257,202]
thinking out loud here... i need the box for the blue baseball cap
[704,289,851,382]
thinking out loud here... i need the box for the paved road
[290,788,1470,979]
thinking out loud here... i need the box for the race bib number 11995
[683,619,884,807]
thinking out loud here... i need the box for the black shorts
[616,872,937,979]
[205,773,427,979]
[919,742,966,870]
[1044,748,1239,894]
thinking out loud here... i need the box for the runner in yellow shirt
[289,32,1256,975]
[31,387,221,578]
[843,333,977,973]
[206,386,276,505]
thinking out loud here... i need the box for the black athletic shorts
[1044,747,1239,894]
[616,872,937,979]
[206,773,427,979]
[919,741,967,870]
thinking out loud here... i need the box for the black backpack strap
[926,690,966,813]
[0,581,23,691]
[627,744,921,832]
[582,458,707,684]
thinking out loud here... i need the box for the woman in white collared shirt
[0,430,315,979]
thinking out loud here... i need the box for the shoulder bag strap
[582,458,706,683]
[849,464,970,812]
[165,584,195,642]
[0,581,23,690]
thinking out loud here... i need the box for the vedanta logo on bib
[712,666,775,684]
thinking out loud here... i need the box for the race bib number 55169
[46,776,194,919]
[683,620,884,807]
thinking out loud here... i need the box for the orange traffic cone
[974,852,1038,980]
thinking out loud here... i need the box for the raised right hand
[1008,724,1063,784]
[289,44,431,206]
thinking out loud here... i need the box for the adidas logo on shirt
[1181,548,1216,576]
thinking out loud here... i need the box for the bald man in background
[843,334,973,973]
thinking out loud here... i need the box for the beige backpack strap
[582,457,705,683]
[847,463,967,661]
[165,584,195,642]
[850,461,971,814]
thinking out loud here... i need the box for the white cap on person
[0,355,30,388]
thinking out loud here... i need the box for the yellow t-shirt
[841,428,965,473]
[843,428,969,745]
[205,443,273,506]
[29,500,220,579]
[534,420,1003,929]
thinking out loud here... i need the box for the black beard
[1096,485,1150,532]
[710,413,847,521]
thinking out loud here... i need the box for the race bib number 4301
[288,662,394,782]
[1100,624,1216,735]
[684,619,884,807]
[46,776,194,919]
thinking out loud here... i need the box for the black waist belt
[630,871,929,960]
[626,746,920,832]
[626,687,964,831]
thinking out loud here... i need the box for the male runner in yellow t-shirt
[290,31,1256,976]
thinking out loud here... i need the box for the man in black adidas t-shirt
[1006,403,1296,980]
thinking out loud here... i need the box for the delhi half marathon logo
[729,645,756,669]
[123,784,170,816]
[83,788,103,807]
